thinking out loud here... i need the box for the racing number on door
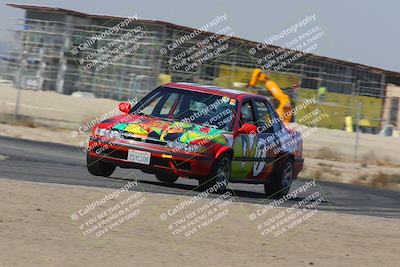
[251,99,278,178]
[253,137,266,177]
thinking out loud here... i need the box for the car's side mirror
[118,102,132,113]
[236,123,257,135]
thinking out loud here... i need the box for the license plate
[127,149,151,165]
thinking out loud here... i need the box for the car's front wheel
[87,153,116,177]
[155,174,179,184]
[198,155,230,193]
[264,159,293,198]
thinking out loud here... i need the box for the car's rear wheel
[198,155,230,193]
[87,153,116,177]
[155,174,179,184]
[264,159,293,198]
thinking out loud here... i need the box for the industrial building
[2,4,400,131]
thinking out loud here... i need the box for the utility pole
[15,54,27,120]
[353,100,362,161]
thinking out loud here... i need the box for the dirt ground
[0,178,399,267]
[0,83,118,123]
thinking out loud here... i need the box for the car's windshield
[131,86,237,130]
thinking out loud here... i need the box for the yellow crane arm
[249,69,292,124]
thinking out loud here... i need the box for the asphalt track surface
[0,135,399,218]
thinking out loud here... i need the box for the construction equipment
[248,68,292,125]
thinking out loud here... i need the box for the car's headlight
[95,128,111,137]
[95,128,122,139]
[185,144,205,153]
[166,141,206,153]
[108,130,122,139]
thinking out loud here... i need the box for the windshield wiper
[137,112,175,122]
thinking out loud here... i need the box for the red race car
[87,83,303,197]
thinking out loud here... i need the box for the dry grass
[322,166,341,177]
[370,173,391,187]
[360,151,400,168]
[310,169,322,179]
[308,162,341,181]
[375,158,400,167]
[317,162,335,168]
[316,147,341,161]
[351,171,400,189]
[350,178,365,186]
[370,172,400,187]
[360,159,368,168]
[0,114,36,128]
[357,173,368,181]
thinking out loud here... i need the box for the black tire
[198,155,231,193]
[155,174,179,184]
[87,153,116,177]
[264,159,293,198]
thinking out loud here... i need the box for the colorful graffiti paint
[112,117,229,145]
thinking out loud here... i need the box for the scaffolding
[1,14,387,97]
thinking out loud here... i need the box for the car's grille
[151,157,170,167]
[151,158,191,171]
[119,131,167,146]
[145,138,167,146]
[95,147,128,160]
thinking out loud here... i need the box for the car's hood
[100,114,230,145]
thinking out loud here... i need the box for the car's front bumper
[88,137,215,178]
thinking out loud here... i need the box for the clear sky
[0,0,399,72]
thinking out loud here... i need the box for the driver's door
[250,99,279,180]
[230,99,275,180]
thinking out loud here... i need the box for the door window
[254,100,275,133]
[240,101,256,125]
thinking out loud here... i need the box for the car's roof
[163,82,256,99]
